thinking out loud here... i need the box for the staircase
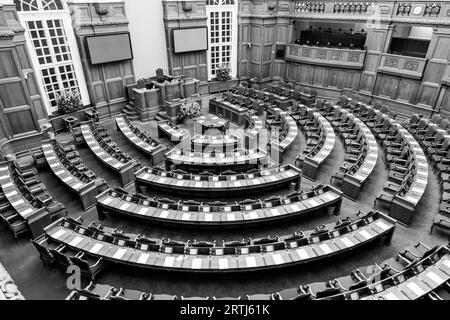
[121,102,139,120]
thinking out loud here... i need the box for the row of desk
[298,107,336,180]
[157,120,189,143]
[41,211,395,273]
[65,245,450,300]
[96,184,342,226]
[164,148,268,173]
[268,108,299,163]
[42,140,99,211]
[0,163,50,238]
[135,165,302,197]
[80,121,136,187]
[116,116,167,166]
[191,134,239,152]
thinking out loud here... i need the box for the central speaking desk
[209,97,249,126]
[194,114,228,135]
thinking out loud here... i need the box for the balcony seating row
[135,165,302,197]
[116,115,168,165]
[42,139,107,211]
[33,210,395,273]
[296,105,336,180]
[66,243,450,300]
[80,121,138,187]
[96,184,342,226]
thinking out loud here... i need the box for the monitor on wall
[86,33,133,65]
[173,28,208,53]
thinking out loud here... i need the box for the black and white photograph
[0,0,449,310]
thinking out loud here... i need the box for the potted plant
[216,63,231,81]
[177,97,202,125]
[55,89,82,131]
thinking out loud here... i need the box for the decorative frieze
[286,44,366,69]
[378,53,426,79]
[333,2,373,14]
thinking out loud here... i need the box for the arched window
[206,0,238,80]
[15,0,89,115]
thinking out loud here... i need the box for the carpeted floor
[0,96,448,300]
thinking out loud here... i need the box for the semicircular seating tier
[191,134,240,152]
[115,115,168,165]
[267,107,299,162]
[65,243,450,301]
[135,165,301,197]
[96,184,343,226]
[35,210,396,273]
[0,160,67,240]
[80,121,137,187]
[243,114,264,150]
[42,139,107,211]
[402,116,450,234]
[295,105,336,181]
[319,104,379,201]
[164,148,268,173]
[329,100,429,226]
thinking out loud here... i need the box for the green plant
[177,98,202,121]
[216,63,231,81]
[55,89,82,115]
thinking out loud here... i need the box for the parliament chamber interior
[1,0,450,302]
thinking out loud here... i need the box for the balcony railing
[286,44,366,69]
[378,53,427,79]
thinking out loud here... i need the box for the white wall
[125,0,168,80]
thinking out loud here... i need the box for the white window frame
[16,0,89,115]
[206,0,238,81]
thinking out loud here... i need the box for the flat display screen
[86,33,133,65]
[173,28,208,53]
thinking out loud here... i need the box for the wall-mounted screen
[86,33,133,65]
[173,28,208,53]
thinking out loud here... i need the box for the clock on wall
[413,6,423,15]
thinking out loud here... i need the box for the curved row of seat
[0,161,65,239]
[135,165,302,197]
[96,184,342,226]
[157,120,189,143]
[320,104,379,200]
[296,105,336,180]
[0,262,24,300]
[164,148,268,173]
[403,116,450,234]
[42,140,107,211]
[65,243,450,301]
[33,211,395,273]
[116,115,168,165]
[191,134,239,152]
[334,98,429,226]
[267,108,299,159]
[80,121,137,187]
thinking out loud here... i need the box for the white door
[206,0,238,81]
[16,0,89,115]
